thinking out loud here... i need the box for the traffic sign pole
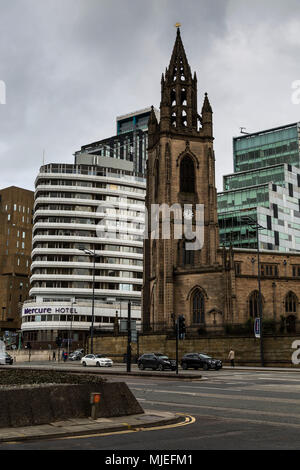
[175,320,179,375]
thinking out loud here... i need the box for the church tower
[143,28,222,332]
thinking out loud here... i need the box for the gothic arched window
[180,155,195,193]
[249,290,260,318]
[183,240,194,266]
[285,291,298,314]
[192,290,205,324]
[154,159,159,199]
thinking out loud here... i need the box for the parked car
[181,353,222,371]
[69,349,85,361]
[81,354,113,367]
[0,352,13,365]
[137,353,176,371]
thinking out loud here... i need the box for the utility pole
[175,319,179,375]
[127,301,132,373]
[79,247,98,354]
[241,214,265,367]
[256,219,265,367]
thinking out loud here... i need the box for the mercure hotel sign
[23,307,78,315]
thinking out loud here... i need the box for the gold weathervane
[175,22,181,28]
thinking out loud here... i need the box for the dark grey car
[181,353,222,370]
[138,353,176,371]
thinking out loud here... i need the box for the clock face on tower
[183,208,193,220]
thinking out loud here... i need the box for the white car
[81,354,113,367]
[0,352,13,365]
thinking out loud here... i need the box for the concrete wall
[9,349,63,363]
[0,369,144,427]
[0,382,144,428]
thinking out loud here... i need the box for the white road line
[177,386,243,392]
[131,387,300,404]
[257,377,300,382]
[138,399,300,421]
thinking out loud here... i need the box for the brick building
[0,186,34,332]
[142,28,300,334]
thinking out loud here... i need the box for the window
[180,156,195,193]
[154,160,159,199]
[261,264,278,277]
[192,290,205,324]
[183,240,194,266]
[249,291,261,318]
[292,266,300,277]
[267,215,272,230]
[234,262,242,275]
[285,292,298,314]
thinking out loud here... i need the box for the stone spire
[160,28,199,133]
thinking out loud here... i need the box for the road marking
[131,387,300,404]
[177,386,243,392]
[246,384,300,393]
[51,415,195,441]
[257,377,300,382]
[138,399,300,422]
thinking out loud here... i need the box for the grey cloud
[0,0,300,192]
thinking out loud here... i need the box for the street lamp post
[67,299,76,356]
[127,301,132,373]
[241,215,265,367]
[79,247,99,354]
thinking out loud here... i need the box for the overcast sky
[1,0,300,192]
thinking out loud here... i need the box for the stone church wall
[92,333,300,367]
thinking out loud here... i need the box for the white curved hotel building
[21,155,145,348]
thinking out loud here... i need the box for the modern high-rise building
[218,123,300,251]
[75,107,159,176]
[0,186,34,337]
[21,111,150,349]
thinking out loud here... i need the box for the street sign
[131,331,138,343]
[254,317,261,338]
[120,319,137,332]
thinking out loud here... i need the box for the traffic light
[178,315,186,339]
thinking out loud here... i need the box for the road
[2,365,300,450]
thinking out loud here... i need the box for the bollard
[90,393,101,420]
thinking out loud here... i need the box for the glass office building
[75,107,159,176]
[233,123,300,173]
[218,122,300,251]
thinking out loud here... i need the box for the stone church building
[142,28,300,334]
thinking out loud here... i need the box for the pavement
[0,410,184,444]
[1,362,299,443]
[5,361,300,375]
[0,362,190,443]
